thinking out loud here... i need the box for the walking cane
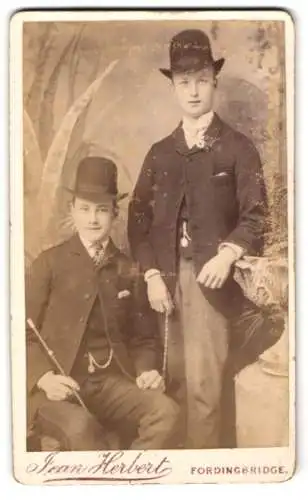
[162,311,169,382]
[27,318,89,412]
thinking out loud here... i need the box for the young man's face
[172,67,216,119]
[71,197,115,244]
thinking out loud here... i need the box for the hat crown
[170,29,213,62]
[160,29,224,79]
[74,156,118,198]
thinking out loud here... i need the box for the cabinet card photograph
[10,9,295,484]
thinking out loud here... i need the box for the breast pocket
[211,172,234,187]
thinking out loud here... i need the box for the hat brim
[64,187,128,204]
[159,57,225,80]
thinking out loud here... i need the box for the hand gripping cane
[27,318,89,412]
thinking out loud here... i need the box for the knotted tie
[91,241,105,268]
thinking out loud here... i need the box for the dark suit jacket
[127,113,283,377]
[128,113,267,299]
[26,235,160,427]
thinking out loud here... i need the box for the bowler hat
[160,29,225,79]
[65,156,128,203]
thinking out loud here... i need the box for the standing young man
[128,30,267,449]
[26,157,180,451]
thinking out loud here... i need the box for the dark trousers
[35,367,180,451]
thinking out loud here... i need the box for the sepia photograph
[10,9,294,484]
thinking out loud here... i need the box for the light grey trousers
[162,258,229,449]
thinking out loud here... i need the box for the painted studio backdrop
[23,20,289,447]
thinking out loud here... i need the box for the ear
[113,204,119,218]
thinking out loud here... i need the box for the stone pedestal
[235,360,289,448]
[233,256,290,447]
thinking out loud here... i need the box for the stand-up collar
[173,112,223,156]
[79,235,109,258]
[182,110,214,134]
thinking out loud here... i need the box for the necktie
[91,241,105,268]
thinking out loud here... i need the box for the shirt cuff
[218,242,245,261]
[144,268,161,282]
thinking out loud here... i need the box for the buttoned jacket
[128,113,267,308]
[26,235,159,426]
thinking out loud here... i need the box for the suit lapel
[66,233,121,316]
[201,112,223,151]
[173,122,193,156]
[67,233,94,267]
[96,239,120,270]
[66,233,102,286]
[67,234,120,269]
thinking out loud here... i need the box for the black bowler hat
[66,156,128,203]
[160,29,225,79]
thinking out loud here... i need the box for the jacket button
[79,316,85,323]
[84,293,91,300]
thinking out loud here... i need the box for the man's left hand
[196,247,237,289]
[136,370,165,392]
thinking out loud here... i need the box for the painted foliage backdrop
[23,20,287,266]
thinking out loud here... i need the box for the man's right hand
[146,274,174,314]
[37,371,80,401]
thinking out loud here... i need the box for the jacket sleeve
[223,135,268,255]
[26,251,54,394]
[127,266,162,375]
[227,297,285,377]
[128,146,158,272]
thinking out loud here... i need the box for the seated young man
[26,156,180,451]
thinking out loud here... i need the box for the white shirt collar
[182,111,214,149]
[79,235,110,257]
[182,110,214,133]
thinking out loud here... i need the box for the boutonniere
[117,289,131,299]
[200,132,219,152]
